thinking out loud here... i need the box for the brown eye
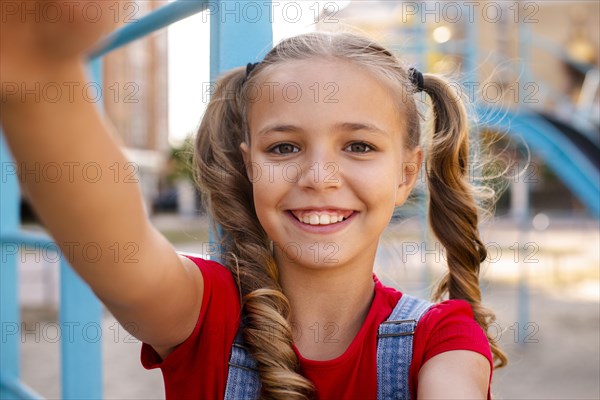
[271,143,298,154]
[346,142,373,153]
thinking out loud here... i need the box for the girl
[1,4,506,399]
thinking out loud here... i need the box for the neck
[276,249,377,360]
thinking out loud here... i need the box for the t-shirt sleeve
[139,254,241,398]
[409,299,494,399]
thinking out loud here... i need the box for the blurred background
[3,0,599,399]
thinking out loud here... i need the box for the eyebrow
[256,124,300,137]
[336,122,389,137]
[256,122,389,137]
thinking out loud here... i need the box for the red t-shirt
[141,255,493,399]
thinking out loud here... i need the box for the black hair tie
[408,67,425,92]
[244,62,260,82]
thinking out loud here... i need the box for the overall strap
[224,327,261,399]
[376,294,434,400]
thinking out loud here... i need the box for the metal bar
[0,131,21,389]
[59,259,103,399]
[464,2,478,85]
[1,231,57,248]
[88,0,209,60]
[59,58,104,400]
[414,2,427,70]
[0,374,44,400]
[208,1,273,261]
[516,5,533,340]
[209,1,273,81]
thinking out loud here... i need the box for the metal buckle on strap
[377,318,417,338]
[377,331,415,338]
[232,343,248,350]
[228,362,258,373]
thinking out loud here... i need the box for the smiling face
[240,58,422,274]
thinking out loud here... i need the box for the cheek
[249,159,291,214]
[251,185,274,237]
[347,161,399,201]
[249,160,290,191]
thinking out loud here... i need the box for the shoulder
[409,299,493,399]
[418,299,476,325]
[178,254,241,319]
[417,349,491,399]
[178,252,241,317]
[178,252,232,277]
[415,299,491,357]
[141,254,240,369]
[179,252,238,287]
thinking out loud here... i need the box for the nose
[296,150,341,191]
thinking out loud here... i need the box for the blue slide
[480,106,600,217]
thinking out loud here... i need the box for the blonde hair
[194,31,507,399]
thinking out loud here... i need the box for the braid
[421,74,508,369]
[194,67,314,399]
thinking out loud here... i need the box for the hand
[1,1,119,95]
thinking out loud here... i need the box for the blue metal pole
[463,3,478,85]
[59,259,103,399]
[517,8,532,343]
[515,151,530,347]
[208,1,273,259]
[88,0,210,60]
[59,58,104,400]
[519,12,532,106]
[0,375,43,400]
[209,0,273,80]
[414,2,427,70]
[0,131,21,398]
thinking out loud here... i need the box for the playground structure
[1,1,598,398]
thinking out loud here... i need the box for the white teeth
[297,213,347,225]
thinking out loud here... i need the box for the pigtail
[420,74,508,369]
[194,67,314,399]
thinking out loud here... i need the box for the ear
[395,146,423,207]
[239,142,253,181]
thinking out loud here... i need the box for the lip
[285,210,358,234]
[288,206,355,212]
[289,208,355,222]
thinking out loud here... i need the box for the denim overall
[224,294,434,400]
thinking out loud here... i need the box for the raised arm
[0,1,203,357]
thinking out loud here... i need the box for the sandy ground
[15,215,600,399]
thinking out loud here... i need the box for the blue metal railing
[0,232,102,400]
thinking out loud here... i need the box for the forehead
[246,59,404,136]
